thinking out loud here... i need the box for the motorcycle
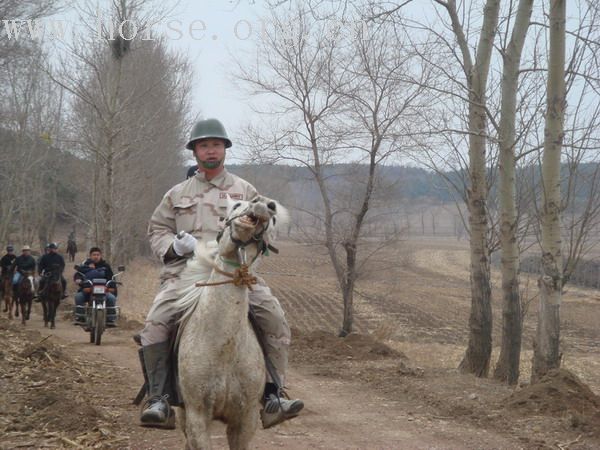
[73,265,125,345]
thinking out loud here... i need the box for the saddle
[133,305,283,407]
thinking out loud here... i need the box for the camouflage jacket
[148,169,258,282]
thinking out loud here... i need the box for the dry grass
[118,257,161,324]
[116,238,600,395]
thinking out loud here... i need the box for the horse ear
[224,194,237,217]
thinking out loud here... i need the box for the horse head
[216,195,287,265]
[19,272,35,296]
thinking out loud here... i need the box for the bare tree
[531,0,566,382]
[425,0,500,377]
[0,43,67,250]
[49,0,192,262]
[0,0,61,64]
[493,0,534,385]
[236,5,425,335]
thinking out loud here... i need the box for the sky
[154,0,270,162]
[163,0,268,133]
[31,0,571,165]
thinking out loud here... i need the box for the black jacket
[1,254,16,276]
[78,258,114,281]
[38,252,65,275]
[15,255,36,273]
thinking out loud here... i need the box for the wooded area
[1,0,600,388]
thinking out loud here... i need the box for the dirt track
[2,304,519,449]
[2,238,600,449]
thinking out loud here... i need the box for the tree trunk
[459,115,493,376]
[103,150,114,262]
[532,0,566,383]
[442,0,500,378]
[493,0,534,385]
[93,151,100,245]
[340,241,357,337]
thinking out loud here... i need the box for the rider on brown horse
[13,246,36,283]
[38,243,67,299]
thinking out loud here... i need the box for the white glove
[173,232,197,256]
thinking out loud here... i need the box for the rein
[195,263,258,291]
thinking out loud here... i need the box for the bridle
[215,207,279,260]
[196,208,277,291]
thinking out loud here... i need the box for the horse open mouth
[238,213,267,227]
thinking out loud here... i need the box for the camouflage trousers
[140,277,291,384]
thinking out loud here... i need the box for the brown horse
[1,273,12,315]
[40,265,63,329]
[14,272,34,325]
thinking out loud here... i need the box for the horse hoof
[50,324,55,329]
[44,322,48,328]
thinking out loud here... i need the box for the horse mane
[171,240,218,347]
[267,201,289,242]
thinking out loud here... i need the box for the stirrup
[140,395,176,430]
[260,394,304,429]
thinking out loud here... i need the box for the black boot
[139,341,176,429]
[73,305,86,325]
[260,382,304,429]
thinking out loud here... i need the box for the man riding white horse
[139,118,304,430]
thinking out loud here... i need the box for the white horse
[175,196,286,450]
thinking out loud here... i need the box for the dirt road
[13,303,518,450]
[3,239,599,449]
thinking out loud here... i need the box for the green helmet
[185,118,232,150]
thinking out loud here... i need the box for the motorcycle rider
[38,243,67,299]
[73,247,117,326]
[138,118,303,430]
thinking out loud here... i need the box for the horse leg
[41,299,48,327]
[176,406,186,439]
[2,283,7,312]
[50,298,57,329]
[7,293,13,320]
[183,407,212,450]
[13,292,19,318]
[26,297,32,321]
[226,407,259,450]
[20,299,26,325]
